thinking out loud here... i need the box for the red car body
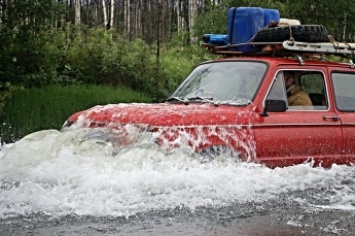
[64,55,355,168]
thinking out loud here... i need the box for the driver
[283,71,313,106]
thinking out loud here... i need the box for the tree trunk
[157,0,162,62]
[110,0,114,29]
[342,11,347,41]
[75,0,81,26]
[123,0,131,38]
[135,1,141,38]
[177,0,182,32]
[102,0,108,28]
[189,0,198,42]
[128,0,131,39]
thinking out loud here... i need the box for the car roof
[204,56,352,69]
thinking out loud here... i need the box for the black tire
[251,25,330,43]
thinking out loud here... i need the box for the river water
[1,129,355,235]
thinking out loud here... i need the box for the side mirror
[260,100,287,116]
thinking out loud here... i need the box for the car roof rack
[203,40,355,67]
[283,41,355,55]
[203,40,355,57]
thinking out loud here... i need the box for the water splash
[0,129,354,225]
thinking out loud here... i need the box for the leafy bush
[52,28,208,101]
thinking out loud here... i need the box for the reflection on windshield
[170,61,267,105]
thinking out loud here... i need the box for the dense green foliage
[0,25,207,96]
[50,27,208,98]
[195,0,355,42]
[0,85,151,143]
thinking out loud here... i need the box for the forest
[1,0,355,141]
[1,0,355,90]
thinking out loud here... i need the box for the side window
[300,72,328,109]
[266,72,287,101]
[332,73,355,111]
[266,70,328,110]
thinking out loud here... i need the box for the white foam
[1,130,354,219]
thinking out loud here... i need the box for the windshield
[170,61,267,105]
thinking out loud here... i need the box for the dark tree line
[1,0,354,43]
[1,0,355,89]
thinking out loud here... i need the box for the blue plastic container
[264,8,280,26]
[227,7,265,52]
[227,7,280,52]
[227,7,238,44]
[202,34,228,46]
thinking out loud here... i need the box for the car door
[253,66,342,168]
[330,70,355,164]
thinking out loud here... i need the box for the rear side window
[332,73,355,111]
[299,72,328,109]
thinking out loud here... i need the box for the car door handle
[322,115,340,121]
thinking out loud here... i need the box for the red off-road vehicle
[63,18,355,168]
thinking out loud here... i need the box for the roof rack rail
[203,40,355,57]
[282,41,355,55]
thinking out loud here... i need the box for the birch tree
[75,0,81,26]
[102,0,108,28]
[135,0,141,37]
[110,0,115,29]
[124,0,131,37]
[176,1,183,32]
[189,0,199,41]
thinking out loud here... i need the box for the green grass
[0,84,152,143]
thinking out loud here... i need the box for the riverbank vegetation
[0,85,151,142]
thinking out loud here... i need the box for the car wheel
[198,146,241,163]
[251,25,330,43]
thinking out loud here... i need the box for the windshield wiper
[187,96,218,106]
[216,97,252,106]
[166,96,188,104]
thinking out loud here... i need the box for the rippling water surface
[1,130,355,235]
